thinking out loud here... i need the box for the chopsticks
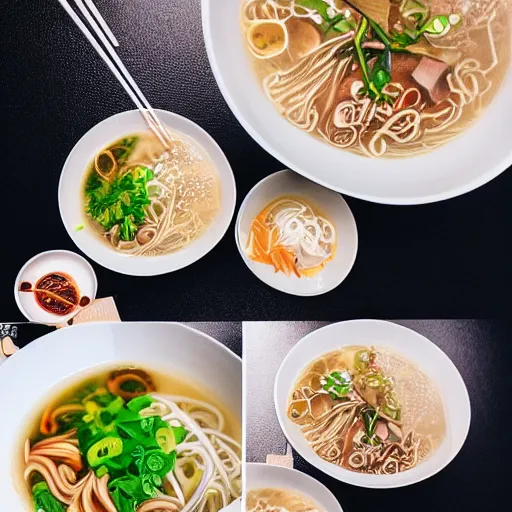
[56,0,172,148]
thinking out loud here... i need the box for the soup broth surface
[242,0,511,158]
[18,365,241,511]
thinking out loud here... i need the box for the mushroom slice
[286,18,322,61]
[247,20,288,59]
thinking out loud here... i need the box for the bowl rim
[246,462,344,511]
[58,109,237,276]
[13,249,98,323]
[273,319,472,488]
[201,0,512,205]
[234,169,358,296]
[1,321,242,370]
[0,321,242,509]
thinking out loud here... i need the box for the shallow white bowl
[235,170,358,296]
[0,322,241,511]
[274,320,471,488]
[14,250,97,325]
[59,110,236,276]
[202,1,512,204]
[246,463,343,511]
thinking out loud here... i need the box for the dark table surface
[245,319,511,511]
[1,0,511,323]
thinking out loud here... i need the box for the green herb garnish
[71,388,186,511]
[32,481,66,512]
[321,371,352,399]
[361,407,380,446]
[85,166,153,241]
[343,0,462,103]
[295,0,329,19]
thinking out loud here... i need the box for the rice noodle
[151,393,241,509]
[247,488,321,512]
[262,36,354,132]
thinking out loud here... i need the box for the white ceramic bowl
[0,322,241,511]
[235,170,358,296]
[59,110,236,276]
[13,250,98,325]
[202,1,512,204]
[246,463,343,511]
[274,320,471,488]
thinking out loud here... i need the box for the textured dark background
[0,0,510,322]
[245,320,512,511]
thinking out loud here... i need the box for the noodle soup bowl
[274,320,471,488]
[0,322,242,511]
[246,463,343,511]
[203,0,512,204]
[235,170,358,296]
[59,109,236,276]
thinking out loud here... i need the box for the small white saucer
[235,170,358,296]
[14,250,98,325]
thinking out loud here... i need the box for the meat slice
[411,57,451,104]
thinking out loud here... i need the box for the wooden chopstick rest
[266,444,294,468]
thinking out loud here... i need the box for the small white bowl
[59,109,236,276]
[14,250,97,325]
[246,463,343,511]
[274,320,471,488]
[235,170,358,296]
[203,0,512,204]
[0,322,242,511]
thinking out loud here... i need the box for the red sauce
[20,273,80,316]
[79,296,91,307]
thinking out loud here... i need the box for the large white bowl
[246,463,343,511]
[59,110,237,276]
[235,170,358,296]
[0,322,241,511]
[202,1,512,204]
[274,320,471,488]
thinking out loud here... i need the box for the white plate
[14,250,97,325]
[202,0,512,204]
[246,463,343,511]
[274,320,471,488]
[0,322,241,511]
[235,170,358,296]
[59,109,236,276]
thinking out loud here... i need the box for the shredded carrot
[247,209,302,277]
[246,197,336,278]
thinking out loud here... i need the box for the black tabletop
[1,0,511,322]
[245,319,512,511]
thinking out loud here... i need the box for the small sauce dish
[14,250,98,325]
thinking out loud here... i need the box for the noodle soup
[245,195,336,278]
[20,366,241,511]
[246,488,323,512]
[241,0,511,158]
[83,131,221,256]
[288,346,446,475]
